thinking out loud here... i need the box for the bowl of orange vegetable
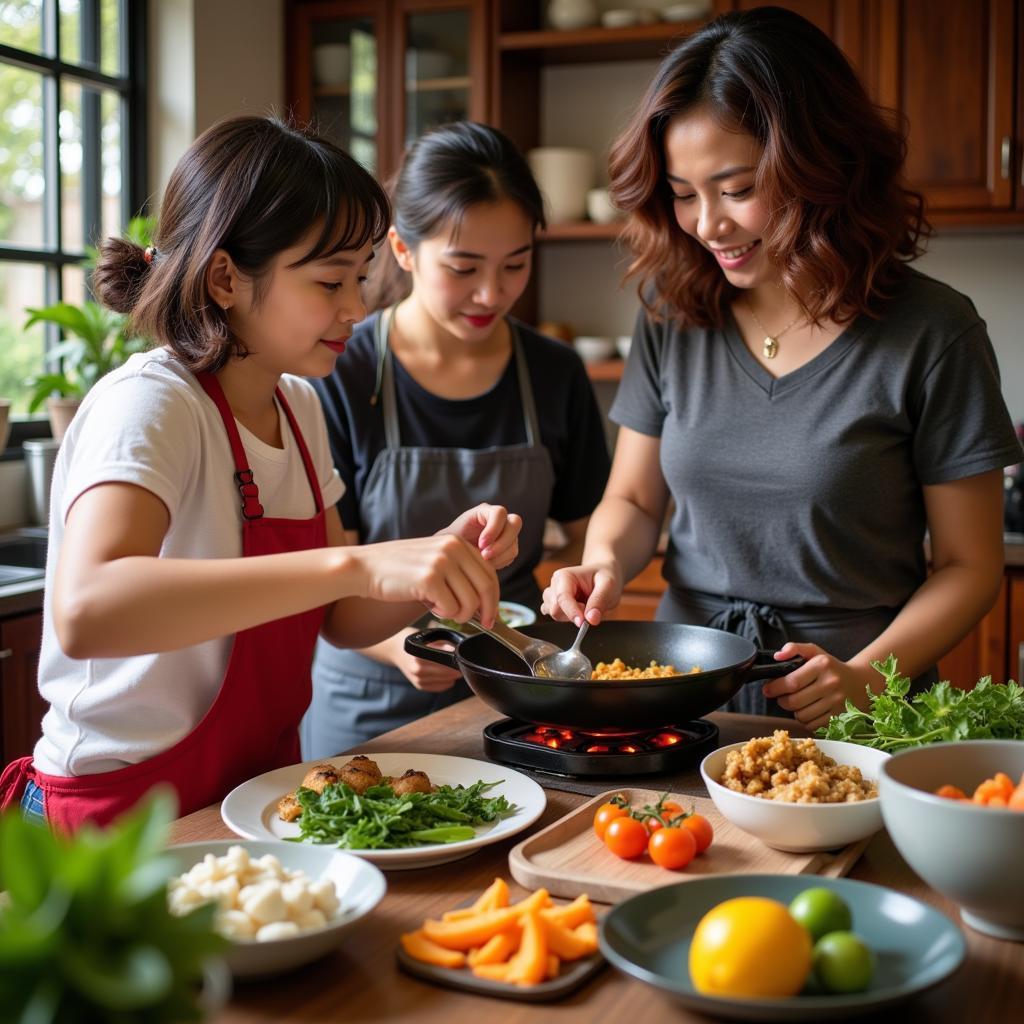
[878,740,1024,941]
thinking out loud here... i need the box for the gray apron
[302,309,557,758]
[657,585,937,717]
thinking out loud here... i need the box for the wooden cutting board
[508,787,871,904]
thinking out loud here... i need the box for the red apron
[0,372,327,832]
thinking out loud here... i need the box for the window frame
[0,0,147,457]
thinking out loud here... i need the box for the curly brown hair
[608,6,930,327]
[93,115,390,372]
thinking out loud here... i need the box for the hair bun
[92,237,152,314]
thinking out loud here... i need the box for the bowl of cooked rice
[699,731,889,853]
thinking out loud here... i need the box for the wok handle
[403,628,464,668]
[745,650,805,680]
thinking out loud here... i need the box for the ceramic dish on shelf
[221,753,546,870]
[599,875,966,1021]
[700,740,888,853]
[573,336,616,363]
[164,840,385,978]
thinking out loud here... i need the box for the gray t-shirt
[611,269,1023,614]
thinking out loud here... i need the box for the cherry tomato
[680,813,714,854]
[603,816,648,859]
[646,816,664,834]
[593,802,628,840]
[648,825,697,869]
[660,800,683,817]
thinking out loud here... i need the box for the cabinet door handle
[0,648,12,660]
[1001,136,1011,179]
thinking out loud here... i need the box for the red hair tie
[143,246,156,265]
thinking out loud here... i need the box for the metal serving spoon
[533,620,593,680]
[432,608,593,680]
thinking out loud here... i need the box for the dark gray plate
[599,875,966,1021]
[395,900,606,1003]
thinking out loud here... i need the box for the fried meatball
[300,762,341,794]
[337,755,383,795]
[277,793,302,822]
[390,769,433,796]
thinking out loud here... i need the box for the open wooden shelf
[498,21,702,64]
[406,75,471,92]
[582,358,624,382]
[538,220,624,241]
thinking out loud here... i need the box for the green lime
[789,887,853,942]
[812,931,875,994]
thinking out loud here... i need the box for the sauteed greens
[818,654,1024,752]
[292,779,516,849]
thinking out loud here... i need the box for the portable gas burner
[482,718,719,777]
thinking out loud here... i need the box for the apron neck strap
[374,309,540,448]
[195,372,322,520]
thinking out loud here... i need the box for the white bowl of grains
[699,731,889,853]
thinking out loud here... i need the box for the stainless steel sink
[0,528,48,584]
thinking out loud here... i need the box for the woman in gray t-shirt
[541,7,1022,727]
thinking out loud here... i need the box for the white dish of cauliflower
[165,839,386,977]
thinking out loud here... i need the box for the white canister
[527,147,594,224]
[586,187,621,224]
[546,0,599,31]
[313,44,352,86]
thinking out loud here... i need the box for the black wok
[404,620,802,731]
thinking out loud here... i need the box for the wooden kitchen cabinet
[0,611,45,766]
[861,0,1023,223]
[1009,571,1024,683]
[285,0,490,180]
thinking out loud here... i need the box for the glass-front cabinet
[286,0,488,180]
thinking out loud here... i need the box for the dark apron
[657,585,938,716]
[301,309,556,758]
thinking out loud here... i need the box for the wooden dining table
[170,698,1023,1023]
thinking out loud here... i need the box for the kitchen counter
[170,699,1022,1022]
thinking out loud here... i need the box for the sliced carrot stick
[471,963,511,982]
[505,911,548,987]
[400,930,466,968]
[422,907,522,950]
[540,893,596,929]
[934,784,968,800]
[466,928,520,967]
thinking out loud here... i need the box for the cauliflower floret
[240,880,288,925]
[256,921,301,942]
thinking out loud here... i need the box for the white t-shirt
[33,348,344,776]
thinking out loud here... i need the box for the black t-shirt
[312,313,611,539]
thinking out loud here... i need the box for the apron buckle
[234,469,265,520]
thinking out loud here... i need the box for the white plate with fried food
[220,753,546,870]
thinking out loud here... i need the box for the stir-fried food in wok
[590,658,701,680]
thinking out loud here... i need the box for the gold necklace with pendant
[743,296,804,360]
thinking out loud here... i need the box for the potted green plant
[0,790,229,1023]
[24,216,153,440]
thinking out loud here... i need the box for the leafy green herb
[292,779,517,849]
[817,654,1024,752]
[0,790,227,1023]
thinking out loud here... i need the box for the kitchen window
[0,0,146,448]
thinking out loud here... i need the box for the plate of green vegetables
[221,753,547,870]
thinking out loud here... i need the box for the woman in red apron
[0,116,519,832]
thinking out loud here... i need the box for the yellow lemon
[688,896,812,998]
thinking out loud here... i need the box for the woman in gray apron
[302,123,610,757]
[539,9,1020,728]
